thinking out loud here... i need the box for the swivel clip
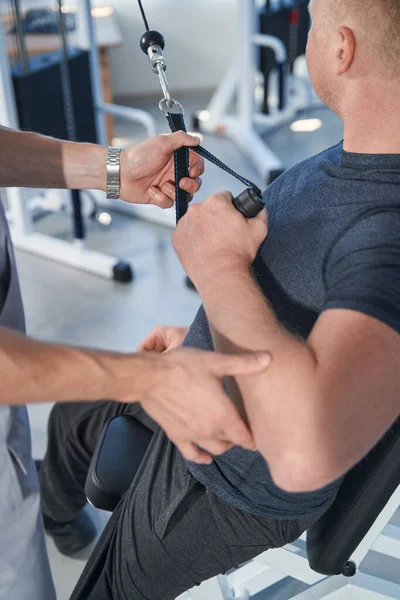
[140,30,184,116]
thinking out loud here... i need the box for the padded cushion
[85,415,153,512]
[307,417,400,576]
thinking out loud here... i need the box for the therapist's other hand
[137,325,189,353]
[172,191,268,287]
[139,348,271,463]
[119,132,204,208]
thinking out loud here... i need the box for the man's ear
[336,26,356,75]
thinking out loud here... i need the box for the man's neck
[342,87,400,155]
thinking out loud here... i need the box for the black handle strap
[167,113,190,222]
[166,111,262,223]
[192,145,262,198]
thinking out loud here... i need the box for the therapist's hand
[137,325,189,353]
[119,132,204,208]
[138,348,270,463]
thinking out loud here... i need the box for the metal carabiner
[159,97,184,117]
[154,58,184,116]
[155,63,172,109]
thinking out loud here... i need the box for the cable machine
[194,0,317,186]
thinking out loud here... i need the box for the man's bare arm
[198,266,400,492]
[172,192,400,491]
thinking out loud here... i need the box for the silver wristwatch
[106,146,121,200]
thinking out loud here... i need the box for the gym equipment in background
[11,48,97,145]
[8,8,76,35]
[193,0,319,186]
[0,0,157,281]
[259,0,310,115]
[2,0,132,282]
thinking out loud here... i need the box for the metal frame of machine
[196,0,318,186]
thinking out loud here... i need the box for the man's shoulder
[262,142,343,222]
[263,142,343,201]
[283,141,342,180]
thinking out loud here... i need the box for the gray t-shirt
[183,142,400,520]
[0,200,11,312]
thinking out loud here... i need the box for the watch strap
[106,146,121,200]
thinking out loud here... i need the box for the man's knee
[47,401,83,439]
[46,402,67,435]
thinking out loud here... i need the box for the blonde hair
[323,0,400,75]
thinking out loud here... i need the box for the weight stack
[12,48,97,144]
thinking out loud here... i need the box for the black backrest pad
[85,415,153,512]
[307,417,400,575]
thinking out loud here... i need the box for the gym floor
[20,94,400,599]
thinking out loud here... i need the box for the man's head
[306,0,400,117]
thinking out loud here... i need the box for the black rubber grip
[140,30,165,53]
[233,188,265,218]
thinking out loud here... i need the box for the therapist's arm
[173,193,400,491]
[0,326,270,462]
[0,126,203,208]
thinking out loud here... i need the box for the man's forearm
[196,265,322,487]
[0,326,149,406]
[0,126,106,191]
[198,264,400,493]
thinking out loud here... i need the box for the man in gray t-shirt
[61,140,400,600]
[183,142,400,519]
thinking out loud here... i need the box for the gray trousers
[39,400,316,600]
[0,205,55,599]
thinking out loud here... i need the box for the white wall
[107,0,238,97]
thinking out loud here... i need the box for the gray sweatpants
[38,401,318,600]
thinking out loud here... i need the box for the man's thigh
[71,428,314,600]
[39,399,158,522]
[47,399,157,447]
